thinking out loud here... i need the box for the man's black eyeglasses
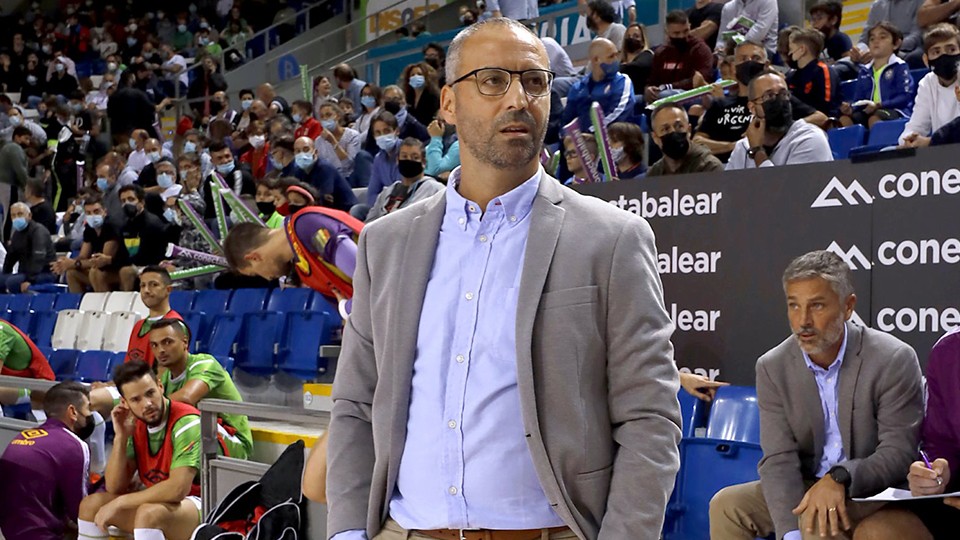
[450,68,555,97]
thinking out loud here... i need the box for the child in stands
[838,22,915,129]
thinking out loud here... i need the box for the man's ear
[440,85,457,126]
[243,251,261,263]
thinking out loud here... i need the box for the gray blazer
[326,172,681,540]
[756,322,924,538]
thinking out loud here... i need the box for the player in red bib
[124,266,183,367]
[0,318,54,417]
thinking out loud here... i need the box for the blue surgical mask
[409,74,425,89]
[241,99,253,110]
[126,36,137,47]
[85,214,103,228]
[148,151,161,163]
[295,152,315,170]
[183,141,196,154]
[269,155,284,170]
[9,115,21,126]
[96,177,109,191]
[163,207,179,223]
[292,113,302,123]
[361,95,376,110]
[375,134,397,151]
[157,173,175,189]
[600,61,620,77]
[11,217,27,231]
[55,63,64,73]
[321,119,337,131]
[179,169,190,181]
[216,160,235,174]
[178,24,187,33]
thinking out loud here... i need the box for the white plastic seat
[74,311,108,351]
[103,292,137,313]
[102,311,142,352]
[79,292,110,312]
[130,294,149,318]
[51,310,83,349]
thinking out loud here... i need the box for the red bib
[132,400,203,497]
[0,319,54,381]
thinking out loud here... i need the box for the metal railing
[0,374,59,392]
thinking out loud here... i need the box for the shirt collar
[445,165,542,230]
[802,322,848,373]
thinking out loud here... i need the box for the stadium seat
[28,283,68,294]
[679,389,709,438]
[181,311,207,352]
[186,290,233,345]
[6,294,31,312]
[308,292,338,313]
[74,311,109,351]
[54,293,82,311]
[33,311,59,348]
[840,80,857,103]
[706,386,761,443]
[827,124,866,160]
[193,289,231,315]
[169,290,197,313]
[29,293,58,313]
[227,288,269,314]
[8,310,36,336]
[79,292,110,312]
[47,348,79,380]
[910,68,930,85]
[103,292,137,313]
[277,310,337,380]
[0,294,12,313]
[75,350,115,382]
[848,118,909,157]
[131,294,149,317]
[235,311,283,376]
[52,310,84,349]
[206,313,243,359]
[102,312,142,352]
[214,355,235,373]
[265,288,314,313]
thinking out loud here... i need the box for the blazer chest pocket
[538,285,599,310]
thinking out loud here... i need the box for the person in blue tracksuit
[838,21,915,129]
[561,37,636,132]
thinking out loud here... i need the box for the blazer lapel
[791,348,826,463]
[837,322,863,456]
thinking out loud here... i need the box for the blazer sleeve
[327,227,378,538]
[597,217,681,539]
[840,344,924,497]
[756,359,809,539]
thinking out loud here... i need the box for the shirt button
[448,420,457,429]
[479,235,488,243]
[449,486,458,495]
[458,217,465,226]
[456,354,465,363]
[468,205,477,213]
[465,292,474,300]
[509,215,517,222]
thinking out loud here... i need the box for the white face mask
[249,134,265,148]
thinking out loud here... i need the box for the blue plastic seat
[187,290,233,344]
[75,350,115,383]
[679,389,709,438]
[265,288,314,313]
[6,294,31,312]
[29,283,67,294]
[49,349,80,380]
[235,312,283,376]
[33,311,60,348]
[206,314,243,359]
[29,293,58,313]
[277,310,337,380]
[706,386,761,443]
[827,124,866,159]
[8,310,35,336]
[308,293,338,313]
[910,68,930,85]
[848,118,910,157]
[181,311,207,352]
[0,294,12,313]
[169,290,197,314]
[840,79,858,103]
[227,288,269,314]
[54,293,82,311]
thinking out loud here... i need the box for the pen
[920,450,943,486]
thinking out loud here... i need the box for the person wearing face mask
[584,1,626,50]
[838,22,915,130]
[187,55,227,120]
[694,40,825,162]
[333,63,369,113]
[0,126,33,241]
[367,137,443,223]
[53,195,127,292]
[402,62,441,126]
[725,71,833,170]
[239,120,271,179]
[255,178,284,228]
[608,122,646,179]
[365,111,404,207]
[355,83,382,141]
[20,53,45,108]
[0,202,56,293]
[292,99,322,139]
[116,184,169,291]
[644,10,713,103]
[94,160,125,228]
[619,23,654,93]
[293,136,357,211]
[46,59,79,101]
[900,23,960,147]
[647,103,723,176]
[316,100,363,177]
[422,43,447,85]
[0,382,97,540]
[158,43,188,98]
[135,138,172,193]
[562,38,637,134]
[2,106,44,144]
[785,29,842,117]
[362,85,430,154]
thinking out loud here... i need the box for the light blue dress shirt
[330,167,564,540]
[784,325,849,540]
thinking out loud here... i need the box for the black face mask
[586,16,597,31]
[123,203,139,218]
[75,413,96,440]
[398,159,424,179]
[931,53,960,80]
[256,201,275,216]
[659,131,690,160]
[424,57,440,69]
[624,37,644,53]
[762,95,794,133]
[784,57,799,70]
[288,204,307,215]
[670,37,688,51]
[383,100,403,114]
[735,60,766,86]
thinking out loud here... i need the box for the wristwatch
[828,465,852,492]
[747,146,764,159]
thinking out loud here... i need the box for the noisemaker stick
[562,118,600,184]
[589,102,617,182]
[169,264,225,281]
[166,244,229,267]
[177,198,222,254]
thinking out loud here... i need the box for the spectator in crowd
[334,63,367,113]
[725,71,833,169]
[96,158,125,227]
[117,183,167,291]
[107,70,160,141]
[644,11,714,103]
[0,126,32,237]
[710,250,923,540]
[486,0,539,20]
[282,181,321,216]
[257,82,291,119]
[365,111,403,207]
[0,202,56,293]
[857,0,923,59]
[810,2,853,63]
[648,103,724,176]
[292,100,322,140]
[293,136,357,211]
[46,57,79,99]
[561,133,599,184]
[697,41,818,163]
[210,90,239,128]
[717,0,779,54]
[355,84,382,140]
[367,137,444,222]
[402,62,441,126]
[688,0,724,50]
[839,22,915,128]
[423,42,447,84]
[0,382,94,540]
[77,361,207,540]
[786,28,841,117]
[209,140,256,198]
[23,177,56,235]
[54,195,126,292]
[268,135,299,178]
[239,118,269,179]
[158,43,188,98]
[20,53,45,108]
[234,88,255,131]
[86,75,116,111]
[620,23,654,93]
[608,121,646,179]
[313,75,334,117]
[585,0,626,50]
[425,118,460,181]
[4,106,45,144]
[900,24,960,146]
[541,35,578,78]
[134,138,168,193]
[316,100,362,178]
[255,178,284,228]
[187,55,227,119]
[363,85,429,154]
[563,38,636,131]
[0,52,22,93]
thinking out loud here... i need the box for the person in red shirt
[238,118,269,179]
[292,100,322,140]
[644,10,714,103]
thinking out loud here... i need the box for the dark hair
[291,99,312,112]
[809,1,843,29]
[588,0,617,23]
[333,63,356,82]
[361,83,383,104]
[118,183,145,202]
[43,381,90,418]
[140,265,172,285]
[113,360,157,397]
[83,194,104,208]
[791,28,825,57]
[665,10,689,25]
[868,21,904,50]
[399,136,425,154]
[273,135,295,153]
[177,152,201,167]
[149,317,189,338]
[608,122,644,164]
[222,222,271,270]
[423,42,445,60]
[239,88,254,99]
[25,177,44,198]
[372,110,399,130]
[12,126,32,140]
[208,141,231,154]
[923,23,960,53]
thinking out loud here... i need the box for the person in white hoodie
[900,24,960,147]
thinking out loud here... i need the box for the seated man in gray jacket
[710,250,924,540]
[366,137,444,223]
[0,202,56,293]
